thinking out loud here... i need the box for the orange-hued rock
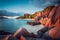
[48,5,60,39]
[35,11,42,17]
[33,11,42,21]
[49,19,60,39]
[41,6,54,17]
[37,5,60,39]
[20,36,26,40]
[31,11,41,19]
[34,6,54,22]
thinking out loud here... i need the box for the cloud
[33,0,60,8]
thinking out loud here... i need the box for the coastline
[23,19,34,20]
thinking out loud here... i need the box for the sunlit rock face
[36,11,42,17]
[33,11,41,21]
[41,6,54,16]
[47,5,60,39]
[34,6,55,21]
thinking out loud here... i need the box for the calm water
[0,19,33,33]
[0,19,44,34]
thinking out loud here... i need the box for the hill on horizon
[0,10,25,16]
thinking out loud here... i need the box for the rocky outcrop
[34,6,54,21]
[17,6,54,19]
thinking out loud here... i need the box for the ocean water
[0,19,44,34]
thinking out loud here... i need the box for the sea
[0,19,44,34]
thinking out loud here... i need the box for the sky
[0,0,59,14]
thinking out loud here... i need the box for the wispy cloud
[33,0,60,8]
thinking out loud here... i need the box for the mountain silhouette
[0,10,24,16]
